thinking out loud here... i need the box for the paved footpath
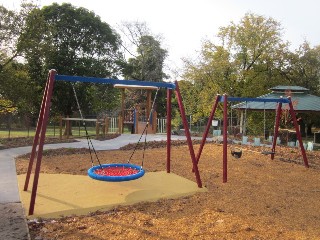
[0,146,32,240]
[0,134,203,240]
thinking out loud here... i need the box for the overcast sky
[2,0,320,78]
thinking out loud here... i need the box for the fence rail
[0,114,122,139]
[157,118,166,133]
[0,114,212,138]
[108,117,119,133]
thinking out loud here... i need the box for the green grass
[0,126,106,139]
[0,129,48,138]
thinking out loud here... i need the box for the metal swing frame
[194,94,309,183]
[23,69,204,215]
[22,69,310,216]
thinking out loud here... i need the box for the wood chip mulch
[14,140,320,240]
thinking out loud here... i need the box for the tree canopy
[126,35,168,82]
[1,3,320,132]
[118,22,169,116]
[23,3,124,116]
[0,3,41,114]
[0,3,30,71]
[181,13,301,120]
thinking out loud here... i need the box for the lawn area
[0,126,102,139]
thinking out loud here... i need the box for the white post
[240,111,244,134]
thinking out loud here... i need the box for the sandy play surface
[18,171,206,218]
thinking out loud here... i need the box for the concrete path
[0,147,31,240]
[0,134,204,240]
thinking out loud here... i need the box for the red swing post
[195,95,220,164]
[174,81,202,188]
[166,89,172,173]
[271,100,282,160]
[24,72,52,191]
[28,69,56,215]
[222,94,228,183]
[288,97,309,168]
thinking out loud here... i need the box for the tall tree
[127,35,168,82]
[280,42,320,134]
[0,2,41,115]
[214,12,290,96]
[0,2,37,72]
[282,42,320,95]
[24,3,124,117]
[0,5,17,72]
[119,22,169,116]
[182,13,290,119]
[119,21,168,82]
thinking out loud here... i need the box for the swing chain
[128,87,160,167]
[71,83,102,167]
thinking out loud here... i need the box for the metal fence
[0,113,122,139]
[0,112,168,138]
[108,117,119,133]
[157,118,167,133]
[1,112,220,138]
[0,113,54,138]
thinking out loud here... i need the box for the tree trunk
[299,121,306,137]
[63,117,73,137]
[307,123,313,136]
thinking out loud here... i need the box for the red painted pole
[24,73,50,191]
[29,70,56,215]
[166,89,172,173]
[288,97,309,168]
[223,94,228,183]
[271,101,282,160]
[195,95,220,164]
[174,81,202,188]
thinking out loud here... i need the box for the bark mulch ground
[15,140,320,240]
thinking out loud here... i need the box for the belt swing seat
[230,102,244,159]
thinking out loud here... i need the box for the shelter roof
[269,86,309,92]
[232,86,320,112]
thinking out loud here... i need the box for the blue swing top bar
[220,96,290,103]
[55,74,176,89]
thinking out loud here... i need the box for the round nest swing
[72,85,159,183]
[88,163,145,182]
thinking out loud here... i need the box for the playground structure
[195,94,309,183]
[59,85,159,138]
[23,69,309,215]
[23,69,203,215]
[115,84,158,134]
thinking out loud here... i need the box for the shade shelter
[232,86,320,135]
[233,86,320,112]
